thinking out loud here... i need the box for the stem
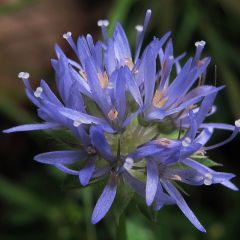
[116,214,127,240]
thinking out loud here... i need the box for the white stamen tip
[146,9,152,15]
[73,119,82,127]
[195,40,206,47]
[182,137,191,147]
[34,87,43,98]
[235,119,240,128]
[135,25,143,32]
[18,72,30,79]
[97,19,109,27]
[169,55,174,60]
[63,32,72,39]
[204,173,213,186]
[123,157,134,171]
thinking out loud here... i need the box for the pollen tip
[73,119,81,127]
[135,25,143,32]
[182,137,191,147]
[203,172,213,186]
[97,19,109,27]
[195,40,206,47]
[63,31,72,39]
[18,72,30,79]
[123,157,134,171]
[235,119,240,128]
[34,87,43,98]
[146,9,152,15]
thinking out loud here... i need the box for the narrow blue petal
[162,181,206,232]
[40,80,63,107]
[146,159,159,206]
[153,182,175,211]
[59,107,106,125]
[165,86,223,116]
[90,126,114,162]
[115,67,126,121]
[113,22,132,62]
[144,47,156,106]
[104,39,117,75]
[79,157,96,186]
[34,150,86,165]
[91,175,117,224]
[3,122,61,133]
[124,67,143,106]
[194,128,213,145]
[221,181,239,191]
[85,58,111,115]
[54,163,79,175]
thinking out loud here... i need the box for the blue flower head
[4,9,240,232]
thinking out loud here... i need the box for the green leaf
[191,156,222,167]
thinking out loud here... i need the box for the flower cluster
[4,10,239,232]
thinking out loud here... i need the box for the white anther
[182,137,191,147]
[34,87,43,98]
[63,31,72,39]
[73,119,82,127]
[235,119,240,128]
[135,25,143,32]
[169,55,174,60]
[203,172,213,186]
[97,19,109,27]
[123,157,134,171]
[18,72,30,79]
[195,40,206,47]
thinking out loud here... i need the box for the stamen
[171,174,182,181]
[73,119,82,127]
[195,40,206,48]
[79,69,87,81]
[123,157,134,171]
[193,40,206,66]
[182,137,191,147]
[134,9,152,62]
[235,119,240,128]
[63,31,78,54]
[108,108,118,121]
[34,87,43,98]
[63,31,72,39]
[97,20,109,27]
[152,90,168,108]
[98,71,109,88]
[155,138,172,147]
[97,19,109,40]
[124,58,134,70]
[204,123,240,151]
[203,172,213,185]
[135,25,143,32]
[18,72,30,79]
[196,149,206,156]
[87,146,97,155]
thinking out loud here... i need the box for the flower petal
[79,157,96,186]
[3,122,61,133]
[162,180,206,232]
[146,159,159,206]
[91,175,117,224]
[34,150,86,165]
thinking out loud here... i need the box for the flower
[3,9,239,232]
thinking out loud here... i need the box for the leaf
[191,156,222,167]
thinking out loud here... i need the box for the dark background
[0,0,240,239]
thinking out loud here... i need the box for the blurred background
[0,0,240,239]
